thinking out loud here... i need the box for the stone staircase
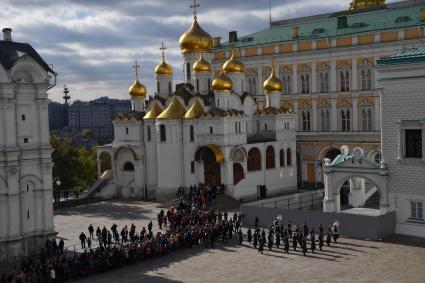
[363,190,380,209]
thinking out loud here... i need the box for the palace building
[211,0,425,189]
[98,6,298,201]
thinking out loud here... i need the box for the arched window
[233,162,244,185]
[147,126,151,141]
[266,146,275,169]
[169,82,172,94]
[367,109,372,131]
[247,147,261,171]
[301,74,306,94]
[341,109,351,132]
[340,71,350,92]
[324,73,329,92]
[320,73,324,93]
[160,124,166,142]
[123,162,135,171]
[374,152,382,164]
[286,148,292,166]
[186,63,191,81]
[279,149,285,167]
[367,69,372,90]
[306,74,310,93]
[361,70,367,90]
[196,79,199,92]
[157,82,160,93]
[302,111,311,132]
[208,79,211,92]
[190,125,194,142]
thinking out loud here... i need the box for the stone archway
[318,147,342,187]
[323,147,389,214]
[195,145,224,186]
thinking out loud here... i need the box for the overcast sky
[0,0,398,102]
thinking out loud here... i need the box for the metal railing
[260,193,324,210]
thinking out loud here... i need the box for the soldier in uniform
[253,230,258,249]
[301,234,308,256]
[247,227,252,244]
[303,222,309,237]
[326,225,332,246]
[292,231,298,251]
[310,228,316,253]
[275,231,281,249]
[284,233,290,253]
[238,229,243,246]
[268,233,273,251]
[318,230,324,251]
[258,236,264,254]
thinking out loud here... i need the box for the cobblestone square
[54,201,425,283]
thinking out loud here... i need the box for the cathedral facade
[0,28,56,260]
[98,11,298,201]
[212,0,425,189]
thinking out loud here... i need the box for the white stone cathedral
[0,28,56,260]
[98,7,298,201]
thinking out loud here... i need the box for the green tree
[50,135,98,196]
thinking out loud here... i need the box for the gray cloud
[0,0,399,101]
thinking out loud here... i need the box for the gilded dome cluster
[179,17,213,54]
[263,64,283,93]
[212,70,233,92]
[223,50,245,74]
[193,54,212,73]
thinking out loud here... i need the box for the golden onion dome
[184,98,206,119]
[157,97,186,120]
[263,65,283,93]
[144,101,163,120]
[193,54,212,73]
[223,50,244,74]
[349,0,385,10]
[179,17,213,54]
[212,70,233,92]
[155,59,173,76]
[129,78,147,98]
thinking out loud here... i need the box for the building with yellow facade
[212,0,425,189]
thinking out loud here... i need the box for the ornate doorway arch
[195,145,223,186]
[323,147,389,213]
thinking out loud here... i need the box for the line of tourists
[1,199,241,283]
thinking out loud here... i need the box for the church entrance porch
[195,145,223,187]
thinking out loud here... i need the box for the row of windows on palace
[300,108,374,132]
[247,68,373,95]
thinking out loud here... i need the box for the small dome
[263,66,283,93]
[157,97,186,120]
[129,78,147,98]
[212,71,233,92]
[155,60,173,76]
[184,98,206,119]
[193,54,212,73]
[179,17,213,54]
[144,101,163,119]
[223,50,244,74]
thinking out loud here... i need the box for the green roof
[377,46,425,64]
[214,1,425,50]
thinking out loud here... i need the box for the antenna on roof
[269,0,272,27]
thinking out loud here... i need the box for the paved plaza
[54,201,425,283]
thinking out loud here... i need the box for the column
[292,64,298,94]
[352,95,358,131]
[374,95,380,131]
[257,65,262,96]
[312,99,318,132]
[311,62,317,93]
[331,95,337,131]
[293,100,299,131]
[352,58,358,91]
[330,58,337,92]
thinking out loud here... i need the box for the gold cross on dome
[190,0,200,18]
[160,42,167,61]
[133,60,140,78]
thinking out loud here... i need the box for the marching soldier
[247,227,252,244]
[268,233,273,251]
[284,233,290,253]
[275,231,281,249]
[318,231,324,251]
[301,234,308,256]
[292,231,298,251]
[326,226,332,247]
[253,230,258,249]
[310,228,316,253]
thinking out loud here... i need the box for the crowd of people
[1,184,343,282]
[248,217,340,255]
[1,188,242,283]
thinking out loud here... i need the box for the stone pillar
[352,58,358,91]
[374,95,380,131]
[352,94,358,131]
[330,58,337,92]
[311,62,317,93]
[312,99,318,131]
[292,64,298,94]
[331,95,337,131]
[257,65,262,96]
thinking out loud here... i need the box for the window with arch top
[279,149,285,167]
[266,145,275,169]
[123,162,135,171]
[160,124,166,142]
[247,147,261,171]
[286,148,292,166]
